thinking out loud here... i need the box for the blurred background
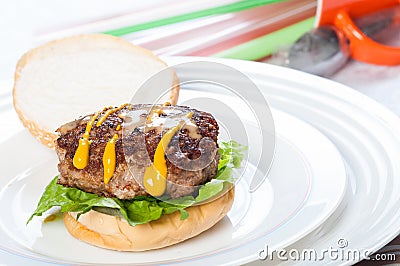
[0,0,316,80]
[1,0,400,115]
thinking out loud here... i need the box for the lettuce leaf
[27,141,246,226]
[218,140,247,170]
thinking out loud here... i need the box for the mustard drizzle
[96,103,129,127]
[73,104,128,185]
[73,104,193,191]
[143,112,194,196]
[72,110,102,169]
[103,133,119,184]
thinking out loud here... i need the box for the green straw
[213,17,315,60]
[103,0,286,36]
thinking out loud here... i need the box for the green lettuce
[27,141,246,226]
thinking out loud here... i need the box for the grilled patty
[55,104,219,199]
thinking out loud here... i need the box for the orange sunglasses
[317,0,400,65]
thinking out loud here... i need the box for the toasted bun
[13,34,179,148]
[63,188,234,251]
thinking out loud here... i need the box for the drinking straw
[187,0,316,56]
[212,17,314,60]
[103,0,286,36]
[127,0,316,57]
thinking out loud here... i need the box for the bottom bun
[63,188,234,251]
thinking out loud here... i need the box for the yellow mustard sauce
[143,111,194,196]
[43,213,63,223]
[73,103,129,185]
[96,103,129,127]
[103,133,119,184]
[73,111,102,169]
[98,103,129,184]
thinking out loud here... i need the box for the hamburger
[14,34,245,251]
[27,103,244,251]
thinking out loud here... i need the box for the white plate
[260,68,400,265]
[171,58,400,266]
[0,109,346,264]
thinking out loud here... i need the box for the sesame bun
[13,34,179,148]
[63,188,234,251]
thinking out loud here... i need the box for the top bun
[13,34,179,148]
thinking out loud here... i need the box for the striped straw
[103,0,286,36]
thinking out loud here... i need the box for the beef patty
[56,104,219,199]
